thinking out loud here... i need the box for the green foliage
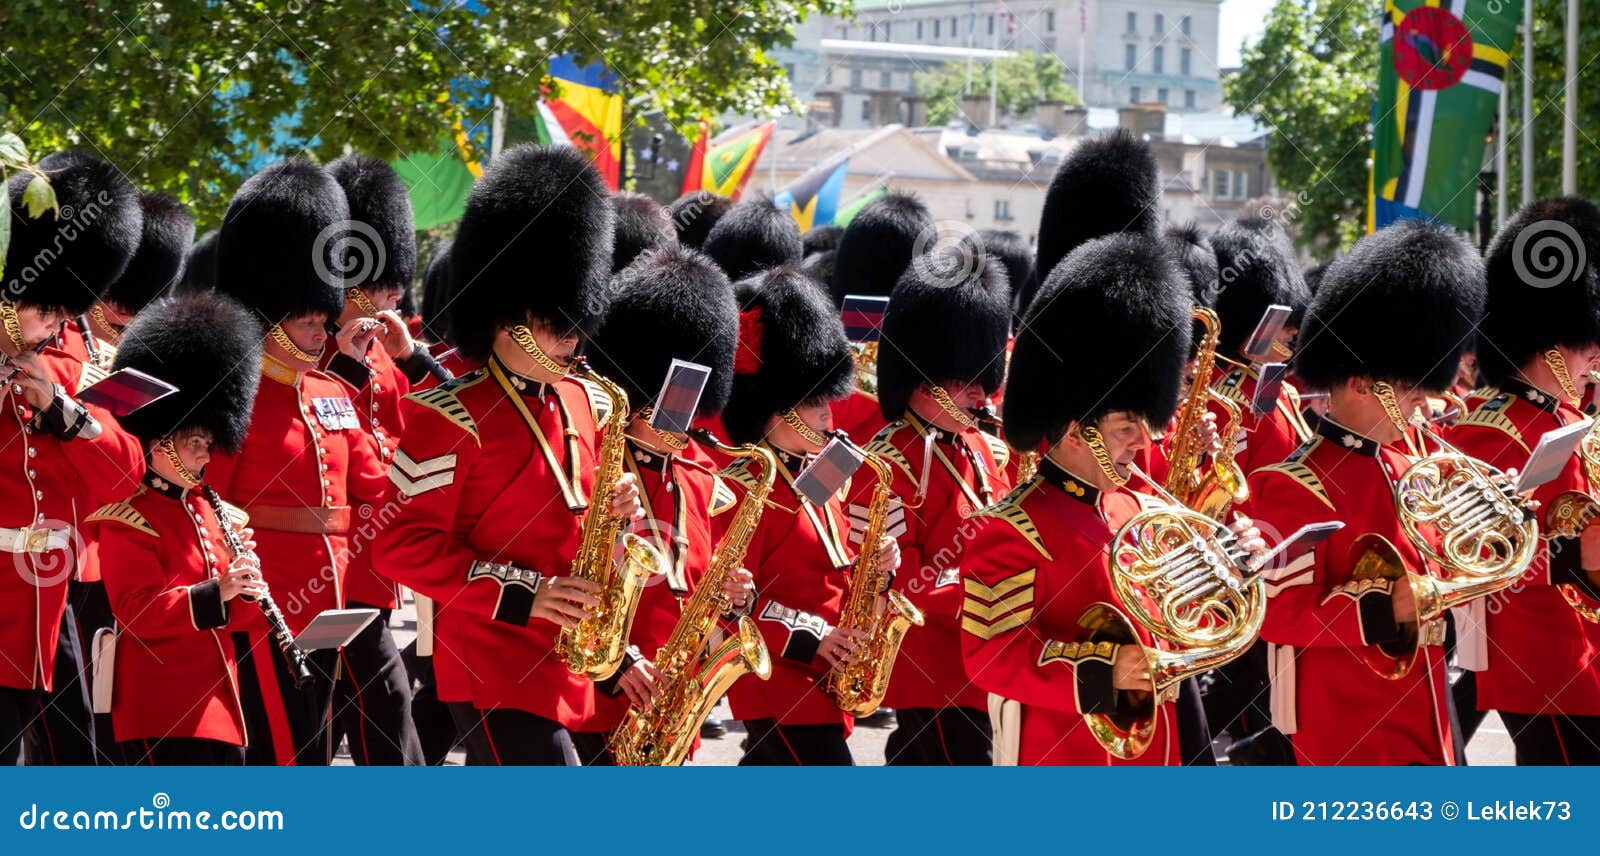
[0,0,846,227]
[916,53,1080,126]
[0,130,54,280]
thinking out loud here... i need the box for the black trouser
[1175,677,1217,766]
[0,686,40,766]
[1499,712,1600,765]
[461,708,578,766]
[71,580,119,765]
[331,606,423,765]
[400,639,460,765]
[446,701,486,765]
[738,720,853,766]
[570,731,616,766]
[233,632,337,766]
[120,737,244,766]
[883,707,992,765]
[33,602,97,765]
[1203,640,1294,765]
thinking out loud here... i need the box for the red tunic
[830,390,887,444]
[1243,418,1455,765]
[724,443,858,727]
[87,474,253,745]
[55,320,144,583]
[1206,359,1314,473]
[960,461,1182,766]
[373,359,606,727]
[854,413,1011,711]
[1447,381,1600,715]
[203,355,390,635]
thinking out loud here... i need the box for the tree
[0,0,844,226]
[1224,0,1375,256]
[0,130,55,281]
[916,53,1081,126]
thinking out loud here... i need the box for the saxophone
[558,360,668,679]
[1164,307,1248,518]
[826,430,925,715]
[611,430,774,766]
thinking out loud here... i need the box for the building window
[851,69,862,89]
[1155,13,1164,33]
[1046,11,1055,31]
[785,63,796,81]
[1157,87,1169,104]
[1182,15,1192,35]
[1181,48,1191,76]
[881,70,893,88]
[917,20,924,39]
[1125,44,1136,71]
[862,100,872,121]
[1126,11,1137,33]
[1235,171,1249,200]
[988,15,995,34]
[951,17,958,37]
[1131,86,1142,103]
[869,22,877,41]
[1214,170,1231,199]
[825,66,833,85]
[886,21,894,39]
[1153,46,1164,73]
[933,18,940,38]
[995,199,1013,221]
[840,25,849,39]
[1185,89,1196,109]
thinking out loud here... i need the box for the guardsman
[1243,219,1485,765]
[0,151,143,765]
[87,293,266,765]
[205,160,392,766]
[720,265,900,765]
[858,246,1012,764]
[372,145,641,766]
[668,191,732,251]
[702,196,803,285]
[1450,197,1600,765]
[611,192,677,274]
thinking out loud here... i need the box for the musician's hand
[609,472,643,521]
[5,351,57,411]
[1228,516,1270,572]
[722,568,755,609]
[617,658,665,709]
[376,310,415,360]
[875,535,900,573]
[1391,576,1418,624]
[817,627,868,669]
[1199,410,1222,457]
[336,318,383,361]
[1112,644,1155,692]
[219,558,268,603]
[531,575,602,629]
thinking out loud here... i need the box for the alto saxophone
[826,430,924,716]
[1084,463,1266,759]
[1164,307,1248,518]
[611,430,774,766]
[558,360,668,679]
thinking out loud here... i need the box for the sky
[1218,0,1276,68]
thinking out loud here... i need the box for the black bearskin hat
[1302,261,1328,297]
[448,145,614,360]
[802,224,843,257]
[176,230,218,294]
[326,154,416,290]
[800,250,836,295]
[1294,219,1484,394]
[1034,129,1161,287]
[1210,216,1309,358]
[831,191,931,307]
[978,228,1037,324]
[1478,197,1600,387]
[111,292,263,453]
[612,191,677,273]
[216,160,349,327]
[589,247,738,417]
[420,239,455,345]
[668,191,733,250]
[105,193,195,314]
[878,248,1011,421]
[1162,222,1219,309]
[1004,232,1191,453]
[3,151,142,314]
[722,265,855,444]
[702,196,802,283]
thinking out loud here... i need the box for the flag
[773,158,850,232]
[834,184,888,228]
[681,120,775,201]
[840,295,889,343]
[393,114,486,230]
[533,56,625,189]
[1369,0,1520,231]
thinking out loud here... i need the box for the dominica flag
[773,158,850,233]
[1369,0,1520,231]
[681,120,775,201]
[532,56,625,189]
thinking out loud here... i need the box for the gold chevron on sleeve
[86,502,157,538]
[961,609,1033,640]
[963,568,1036,603]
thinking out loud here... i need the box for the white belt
[0,525,71,554]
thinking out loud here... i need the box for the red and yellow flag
[682,120,775,201]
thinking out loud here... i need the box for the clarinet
[201,486,315,689]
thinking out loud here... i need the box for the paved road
[354,598,1514,766]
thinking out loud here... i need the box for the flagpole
[966,0,976,95]
[1563,0,1578,193]
[1521,4,1533,203]
[1078,0,1087,103]
[1497,80,1508,229]
[989,4,999,127]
